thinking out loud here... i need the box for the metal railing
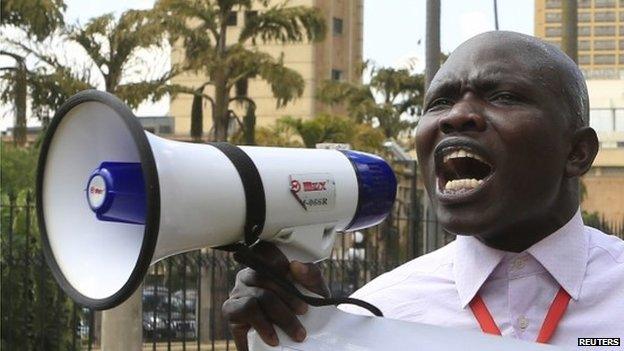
[2,186,622,350]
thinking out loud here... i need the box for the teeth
[442,148,487,164]
[444,178,483,191]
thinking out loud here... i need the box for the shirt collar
[453,209,588,309]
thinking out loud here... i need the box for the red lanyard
[469,287,571,344]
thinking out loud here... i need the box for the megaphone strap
[228,244,384,317]
[209,142,266,247]
[208,143,383,317]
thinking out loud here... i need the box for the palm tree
[0,0,65,145]
[2,9,182,117]
[155,0,326,142]
[317,65,424,139]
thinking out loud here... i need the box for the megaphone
[36,90,397,310]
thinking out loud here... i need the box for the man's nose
[438,100,486,134]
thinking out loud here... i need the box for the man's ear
[565,127,599,177]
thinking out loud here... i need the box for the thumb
[290,261,330,298]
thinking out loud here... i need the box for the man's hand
[222,242,330,351]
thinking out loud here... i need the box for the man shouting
[222,31,624,349]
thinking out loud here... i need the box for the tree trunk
[243,103,256,145]
[425,0,441,91]
[191,89,204,142]
[213,76,229,142]
[561,0,578,63]
[14,62,27,147]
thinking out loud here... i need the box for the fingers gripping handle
[271,224,338,262]
[231,244,384,316]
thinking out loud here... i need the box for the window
[620,25,624,35]
[591,109,624,133]
[546,12,561,23]
[578,12,591,22]
[594,40,616,50]
[579,55,591,65]
[545,27,561,37]
[616,109,624,132]
[594,26,615,36]
[594,54,616,64]
[620,40,624,49]
[578,0,591,8]
[590,109,614,132]
[578,26,591,36]
[245,11,258,24]
[594,11,616,22]
[620,54,624,64]
[226,11,237,26]
[578,40,590,50]
[331,69,343,81]
[620,11,624,21]
[545,0,561,9]
[595,0,615,7]
[333,17,343,36]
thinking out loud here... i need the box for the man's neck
[475,205,578,253]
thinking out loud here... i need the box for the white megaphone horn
[36,90,397,310]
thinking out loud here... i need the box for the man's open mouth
[435,146,494,196]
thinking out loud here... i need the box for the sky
[1,0,534,131]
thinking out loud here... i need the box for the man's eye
[426,98,453,111]
[490,92,519,104]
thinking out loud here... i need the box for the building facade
[535,0,624,79]
[535,0,624,224]
[169,0,363,137]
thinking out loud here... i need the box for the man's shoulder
[586,225,624,265]
[341,240,457,316]
[351,240,456,298]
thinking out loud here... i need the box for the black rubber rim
[36,89,160,310]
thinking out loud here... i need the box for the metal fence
[2,182,623,350]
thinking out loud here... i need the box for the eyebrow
[426,66,540,103]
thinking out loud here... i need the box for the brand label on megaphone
[289,173,335,212]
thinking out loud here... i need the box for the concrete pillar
[101,287,143,351]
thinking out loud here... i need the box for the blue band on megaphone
[340,150,397,231]
[87,162,146,225]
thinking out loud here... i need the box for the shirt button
[518,316,529,330]
[512,258,526,271]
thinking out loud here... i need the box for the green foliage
[155,0,326,141]
[278,114,356,148]
[317,65,425,139]
[253,122,303,147]
[0,143,77,350]
[1,193,77,350]
[257,114,385,153]
[0,0,66,41]
[0,143,39,195]
[1,7,183,117]
[68,9,180,106]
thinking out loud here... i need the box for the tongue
[444,157,491,180]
